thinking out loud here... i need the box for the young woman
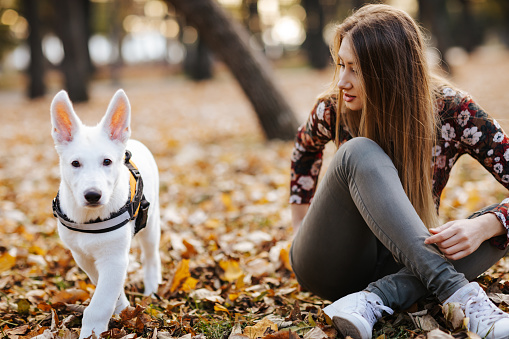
[289,4,509,339]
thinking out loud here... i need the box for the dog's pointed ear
[50,90,81,145]
[101,89,131,145]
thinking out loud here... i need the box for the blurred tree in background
[22,0,45,98]
[167,0,299,140]
[2,0,509,137]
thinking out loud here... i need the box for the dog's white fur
[50,90,161,338]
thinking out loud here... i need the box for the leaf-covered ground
[2,48,509,339]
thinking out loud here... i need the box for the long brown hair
[322,4,439,228]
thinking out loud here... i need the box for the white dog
[50,90,161,338]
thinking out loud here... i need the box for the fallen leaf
[489,293,509,305]
[157,331,174,339]
[180,276,198,292]
[214,303,230,315]
[243,318,278,339]
[52,288,89,304]
[120,305,145,322]
[426,329,454,339]
[32,329,55,339]
[76,280,95,292]
[409,310,439,332]
[230,322,243,336]
[189,288,225,303]
[169,259,191,293]
[287,300,302,321]
[5,324,30,335]
[182,239,198,259]
[228,292,240,302]
[261,330,300,339]
[0,252,16,272]
[303,327,327,339]
[26,289,47,303]
[219,259,244,282]
[263,315,293,328]
[442,302,465,330]
[50,308,59,330]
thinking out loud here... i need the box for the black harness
[52,150,150,235]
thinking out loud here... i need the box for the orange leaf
[37,302,53,312]
[219,259,243,282]
[262,330,300,339]
[77,280,95,292]
[214,303,230,315]
[280,244,293,272]
[236,275,245,290]
[170,259,191,293]
[228,292,240,302]
[182,239,198,259]
[29,245,46,256]
[52,288,89,304]
[0,252,16,273]
[181,276,198,292]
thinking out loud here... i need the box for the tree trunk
[183,37,213,80]
[166,0,299,140]
[457,0,477,53]
[418,0,451,73]
[23,0,46,98]
[53,0,90,102]
[302,0,330,69]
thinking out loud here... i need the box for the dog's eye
[71,161,81,168]
[103,159,112,166]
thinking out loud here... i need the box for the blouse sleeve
[289,98,337,204]
[445,92,509,249]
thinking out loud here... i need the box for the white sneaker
[323,291,393,339]
[444,282,509,339]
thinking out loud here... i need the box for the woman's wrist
[476,213,506,240]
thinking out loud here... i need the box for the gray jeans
[290,137,508,310]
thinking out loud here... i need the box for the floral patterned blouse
[290,87,509,249]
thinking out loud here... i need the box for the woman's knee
[333,137,395,176]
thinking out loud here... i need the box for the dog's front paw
[80,306,110,339]
[79,327,98,339]
[114,293,130,314]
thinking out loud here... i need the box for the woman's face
[337,35,364,111]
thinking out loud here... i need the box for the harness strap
[52,150,150,235]
[123,151,150,235]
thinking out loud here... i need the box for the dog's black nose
[84,190,102,204]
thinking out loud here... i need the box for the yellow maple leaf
[219,259,243,282]
[0,252,16,273]
[170,259,191,293]
[181,276,198,292]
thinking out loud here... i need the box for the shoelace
[358,297,394,327]
[465,288,507,329]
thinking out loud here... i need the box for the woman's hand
[291,204,309,234]
[424,213,505,260]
